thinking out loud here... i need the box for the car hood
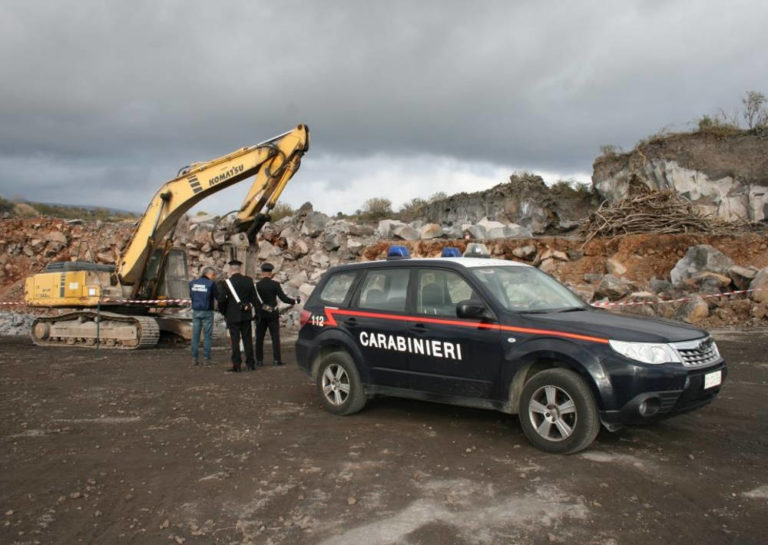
[513,308,708,343]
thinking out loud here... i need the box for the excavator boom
[24,124,309,349]
[119,124,309,289]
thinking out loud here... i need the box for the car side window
[319,272,358,305]
[358,269,409,312]
[416,269,480,317]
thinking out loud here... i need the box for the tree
[428,191,448,203]
[361,197,392,220]
[742,91,768,129]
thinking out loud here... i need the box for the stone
[506,224,533,238]
[566,249,584,261]
[584,273,603,283]
[606,257,627,277]
[538,258,558,274]
[298,283,315,298]
[309,251,329,268]
[257,240,279,260]
[750,268,768,304]
[596,274,633,300]
[392,224,419,241]
[47,231,67,245]
[346,238,364,255]
[684,272,732,291]
[300,211,330,237]
[463,224,487,240]
[477,217,505,231]
[728,265,758,291]
[419,223,443,239]
[675,295,709,323]
[649,277,672,294]
[669,245,734,287]
[287,270,309,288]
[512,245,537,260]
[376,219,406,239]
[349,223,375,237]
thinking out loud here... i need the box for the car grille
[672,337,720,368]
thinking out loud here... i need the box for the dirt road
[1,330,767,545]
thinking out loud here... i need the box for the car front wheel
[315,351,366,416]
[519,368,600,454]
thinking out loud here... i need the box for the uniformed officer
[189,266,218,366]
[217,260,257,372]
[254,262,300,366]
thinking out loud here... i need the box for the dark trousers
[228,321,254,370]
[255,315,281,363]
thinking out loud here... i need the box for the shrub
[361,197,392,220]
[269,202,294,222]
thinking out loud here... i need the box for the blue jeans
[191,310,214,361]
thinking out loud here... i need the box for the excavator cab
[136,248,189,301]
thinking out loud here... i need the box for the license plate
[704,370,722,389]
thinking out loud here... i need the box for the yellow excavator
[24,124,310,349]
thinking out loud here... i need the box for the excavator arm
[118,124,309,293]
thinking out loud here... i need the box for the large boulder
[670,245,734,287]
[377,219,406,239]
[674,295,709,323]
[750,268,768,304]
[596,274,633,299]
[300,211,330,237]
[463,224,487,240]
[729,265,759,291]
[419,223,443,239]
[392,224,419,241]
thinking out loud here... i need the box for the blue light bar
[441,247,461,258]
[387,245,411,260]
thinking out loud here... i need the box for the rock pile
[1,208,767,334]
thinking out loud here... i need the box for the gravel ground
[1,329,767,545]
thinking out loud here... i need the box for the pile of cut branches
[580,181,740,244]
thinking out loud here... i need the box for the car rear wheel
[315,351,366,416]
[519,368,599,454]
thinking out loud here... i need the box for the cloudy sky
[1,0,766,215]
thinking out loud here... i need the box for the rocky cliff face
[416,173,597,234]
[592,131,768,222]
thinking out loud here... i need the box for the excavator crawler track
[30,311,160,349]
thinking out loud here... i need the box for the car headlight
[609,340,682,365]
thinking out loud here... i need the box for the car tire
[519,368,599,454]
[315,351,366,416]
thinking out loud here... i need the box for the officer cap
[260,262,274,272]
[228,259,242,266]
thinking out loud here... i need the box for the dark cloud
[1,0,766,212]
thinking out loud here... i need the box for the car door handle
[409,323,428,334]
[344,317,358,327]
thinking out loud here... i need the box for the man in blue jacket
[189,267,218,366]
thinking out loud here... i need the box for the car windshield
[470,266,587,313]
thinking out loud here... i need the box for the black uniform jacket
[256,278,298,317]
[217,273,257,324]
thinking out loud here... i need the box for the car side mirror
[457,301,492,320]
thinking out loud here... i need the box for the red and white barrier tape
[1,289,764,309]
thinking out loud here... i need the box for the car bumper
[600,361,727,426]
[295,338,312,376]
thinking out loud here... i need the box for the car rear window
[319,272,358,305]
[358,269,410,312]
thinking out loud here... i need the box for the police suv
[296,245,726,454]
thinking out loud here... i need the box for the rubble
[0,203,767,334]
